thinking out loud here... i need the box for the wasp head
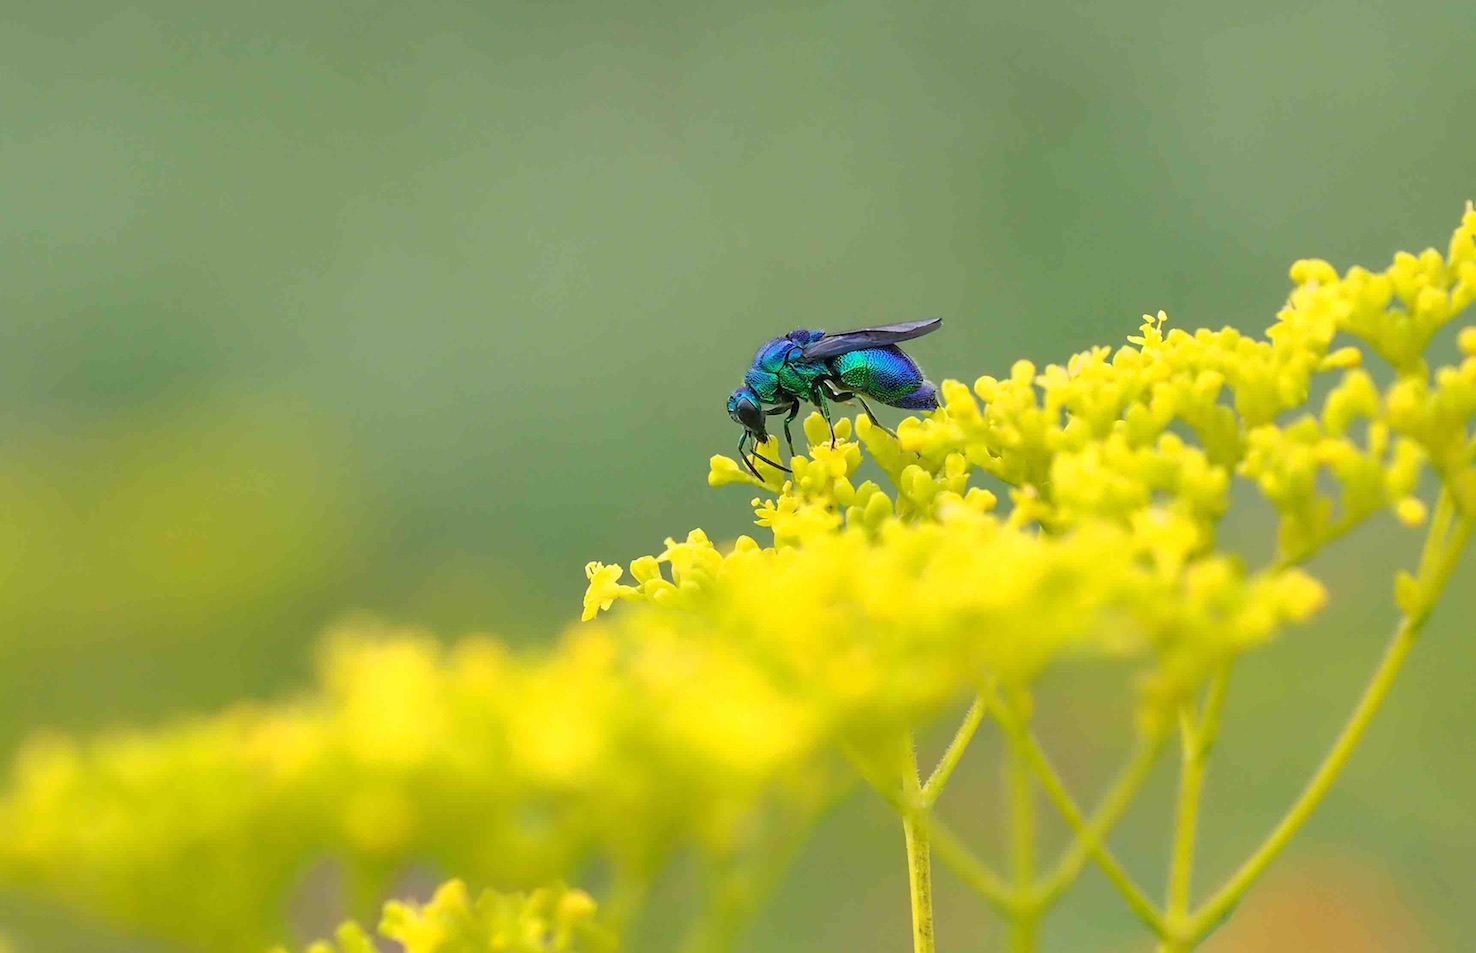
[727,386,766,438]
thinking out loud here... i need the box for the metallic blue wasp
[726,318,942,477]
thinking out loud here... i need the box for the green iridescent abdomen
[830,345,936,408]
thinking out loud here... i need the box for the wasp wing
[799,318,942,360]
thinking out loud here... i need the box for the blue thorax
[744,329,826,402]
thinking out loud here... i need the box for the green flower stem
[1160,665,1231,949]
[989,691,1165,936]
[1034,732,1166,909]
[842,738,1016,916]
[923,695,988,806]
[903,811,935,953]
[1005,699,1039,953]
[1180,619,1413,944]
[1183,496,1474,945]
[901,732,936,953]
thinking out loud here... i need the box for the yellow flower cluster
[0,623,829,951]
[275,880,610,953]
[0,208,1471,953]
[588,485,1323,732]
[606,206,1475,724]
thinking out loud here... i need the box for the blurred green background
[2,0,1473,949]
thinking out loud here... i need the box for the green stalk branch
[1183,493,1474,945]
[1179,621,1413,943]
[988,692,1166,936]
[923,695,988,806]
[842,736,1016,918]
[901,732,935,953]
[902,813,934,953]
[1034,732,1166,908]
[1161,665,1231,949]
[1005,699,1039,953]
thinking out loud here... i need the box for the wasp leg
[812,387,838,448]
[741,430,791,474]
[737,433,762,479]
[762,401,803,458]
[750,446,790,473]
[782,400,800,457]
[820,382,897,438]
[854,396,897,437]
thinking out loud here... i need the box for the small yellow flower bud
[1318,346,1363,371]
[628,555,659,584]
[557,888,598,924]
[1415,286,1451,323]
[942,379,978,420]
[1394,497,1428,527]
[1290,258,1339,285]
[801,413,830,448]
[861,490,893,530]
[709,455,764,488]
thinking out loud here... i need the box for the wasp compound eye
[736,399,764,433]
